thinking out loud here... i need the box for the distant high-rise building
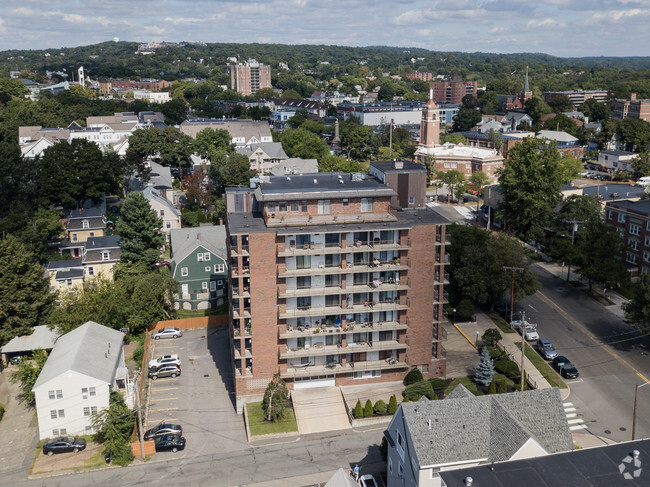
[405,70,434,82]
[230,59,272,96]
[429,79,477,105]
[543,89,608,108]
[614,93,650,123]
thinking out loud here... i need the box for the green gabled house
[169,225,228,310]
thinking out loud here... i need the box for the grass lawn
[175,307,226,319]
[444,377,483,396]
[515,341,567,389]
[488,312,516,334]
[246,402,298,436]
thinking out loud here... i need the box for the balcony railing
[278,279,410,299]
[277,239,410,256]
[266,211,397,227]
[279,320,408,339]
[279,300,409,319]
[278,259,410,278]
[280,339,406,359]
[281,358,408,378]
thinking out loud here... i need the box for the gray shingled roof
[66,216,105,231]
[236,142,288,160]
[85,235,121,250]
[142,186,181,217]
[47,259,83,270]
[269,158,319,176]
[1,325,59,354]
[55,268,84,280]
[401,388,572,467]
[169,225,227,266]
[32,321,124,390]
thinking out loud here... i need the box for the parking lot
[145,326,249,458]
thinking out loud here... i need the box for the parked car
[358,474,379,487]
[553,356,579,379]
[9,355,22,365]
[154,434,186,453]
[537,338,558,360]
[151,327,182,340]
[144,422,183,440]
[512,320,539,341]
[43,437,87,456]
[149,355,181,369]
[149,364,181,380]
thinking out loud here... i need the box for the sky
[0,0,648,57]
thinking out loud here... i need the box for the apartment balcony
[279,299,410,319]
[266,211,397,228]
[434,291,449,304]
[277,239,410,257]
[232,307,251,319]
[280,339,406,359]
[278,259,410,278]
[435,235,450,246]
[279,320,408,339]
[231,267,251,278]
[234,366,252,378]
[278,279,410,299]
[233,327,251,338]
[233,348,252,360]
[435,252,450,265]
[281,358,409,379]
[433,272,449,286]
[231,286,251,298]
[230,245,250,257]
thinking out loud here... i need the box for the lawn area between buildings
[175,307,226,319]
[488,312,516,334]
[515,341,568,389]
[246,402,298,436]
[444,373,515,397]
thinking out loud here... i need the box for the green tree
[475,347,495,387]
[275,128,329,161]
[192,128,233,158]
[486,129,504,155]
[208,151,255,196]
[388,395,398,414]
[92,390,135,466]
[374,400,387,415]
[262,373,290,422]
[618,118,650,152]
[558,153,583,183]
[498,380,507,394]
[440,133,468,145]
[116,192,164,266]
[10,348,48,405]
[452,107,482,132]
[160,97,188,125]
[574,220,627,292]
[354,400,364,418]
[436,170,466,203]
[364,399,374,417]
[497,137,564,242]
[17,208,64,262]
[482,328,502,347]
[287,109,310,129]
[548,95,573,113]
[580,98,610,122]
[631,152,650,176]
[0,236,54,344]
[487,380,497,395]
[318,154,365,173]
[624,273,650,335]
[525,97,552,125]
[404,367,423,385]
[340,124,376,160]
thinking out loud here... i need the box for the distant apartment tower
[226,173,449,411]
[614,93,650,123]
[543,89,608,108]
[406,70,434,82]
[230,59,272,96]
[430,79,477,105]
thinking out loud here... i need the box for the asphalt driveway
[145,326,248,458]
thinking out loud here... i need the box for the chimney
[464,477,473,486]
[197,233,201,240]
[394,161,403,169]
[219,218,223,226]
[631,93,637,101]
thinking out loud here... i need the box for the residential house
[503,110,533,130]
[536,130,585,158]
[384,387,572,487]
[65,207,107,251]
[180,119,273,148]
[170,225,228,310]
[82,236,122,280]
[269,158,319,176]
[46,259,85,293]
[0,325,59,365]
[130,160,175,204]
[236,142,289,174]
[598,150,637,173]
[32,321,132,440]
[142,186,181,238]
[440,439,650,486]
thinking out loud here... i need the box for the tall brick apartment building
[226,172,449,411]
[229,59,272,96]
[605,199,650,276]
[430,79,477,105]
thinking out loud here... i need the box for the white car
[358,474,378,487]
[149,355,181,369]
[522,324,539,341]
[151,327,183,340]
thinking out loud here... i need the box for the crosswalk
[564,401,587,431]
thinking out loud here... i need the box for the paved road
[521,265,650,442]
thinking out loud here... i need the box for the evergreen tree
[354,400,363,418]
[116,192,164,266]
[0,236,54,344]
[475,347,495,387]
[9,348,48,405]
[388,395,398,414]
[488,380,497,395]
[364,399,374,417]
[374,400,387,415]
[262,374,290,422]
[92,390,136,466]
[498,380,508,394]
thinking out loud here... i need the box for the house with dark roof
[32,321,131,439]
[46,259,85,293]
[384,387,572,487]
[65,207,107,253]
[82,235,122,280]
[440,438,650,486]
[141,186,181,239]
[169,225,228,310]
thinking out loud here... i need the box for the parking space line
[150,407,179,412]
[150,387,179,392]
[150,397,178,401]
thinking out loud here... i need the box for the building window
[361,198,374,212]
[102,251,110,261]
[160,210,165,217]
[214,264,225,273]
[181,267,188,277]
[89,387,95,396]
[166,222,171,229]
[66,279,73,286]
[618,213,626,223]
[342,198,349,206]
[279,202,287,212]
[82,388,88,399]
[290,201,299,212]
[210,281,216,292]
[87,266,94,276]
[409,196,415,205]
[627,253,638,264]
[89,232,95,237]
[267,202,276,213]
[82,220,89,229]
[631,224,641,236]
[91,406,97,415]
[198,253,204,262]
[48,390,61,400]
[72,233,78,242]
[202,281,208,290]
[83,407,90,416]
[52,429,60,437]
[204,253,210,261]
[205,266,211,272]
[217,280,223,285]
[396,430,405,460]
[646,236,650,247]
[317,200,331,214]
[85,426,93,434]
[630,239,639,250]
[301,201,308,212]
[644,251,650,263]
[50,409,65,419]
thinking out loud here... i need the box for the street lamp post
[564,220,584,282]
[632,381,650,440]
[453,308,456,325]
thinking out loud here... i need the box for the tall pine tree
[475,347,495,387]
[116,192,164,266]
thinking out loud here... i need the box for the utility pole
[519,310,526,392]
[486,187,491,231]
[134,372,146,460]
[564,220,584,282]
[503,266,524,324]
[389,118,393,154]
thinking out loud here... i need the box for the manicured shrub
[428,378,447,390]
[402,395,410,403]
[482,328,502,347]
[354,400,363,418]
[388,395,398,414]
[404,367,423,385]
[487,346,502,359]
[364,399,373,417]
[498,380,507,394]
[456,299,475,321]
[495,358,520,378]
[404,380,434,401]
[374,400,387,415]
[488,380,497,395]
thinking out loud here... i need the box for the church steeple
[524,66,530,94]
[419,88,440,148]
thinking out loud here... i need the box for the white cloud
[526,18,565,29]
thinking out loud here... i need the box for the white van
[636,176,650,187]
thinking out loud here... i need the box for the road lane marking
[568,418,583,424]
[566,413,577,418]
[570,424,588,431]
[538,291,650,383]
[563,402,574,407]
[565,407,576,412]
[528,304,538,312]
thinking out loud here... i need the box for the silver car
[537,338,558,360]
[151,327,183,340]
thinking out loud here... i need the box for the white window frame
[618,213,626,223]
[214,264,225,273]
[317,200,331,215]
[361,197,374,213]
[197,253,204,262]
[210,281,216,292]
[205,266,212,272]
[202,281,208,290]
[87,266,94,276]
[204,252,211,261]
[181,267,188,277]
[83,407,90,416]
[631,224,641,236]
[102,251,110,261]
[89,387,96,396]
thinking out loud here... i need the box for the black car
[43,437,87,456]
[144,422,183,440]
[553,356,579,379]
[154,434,186,453]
